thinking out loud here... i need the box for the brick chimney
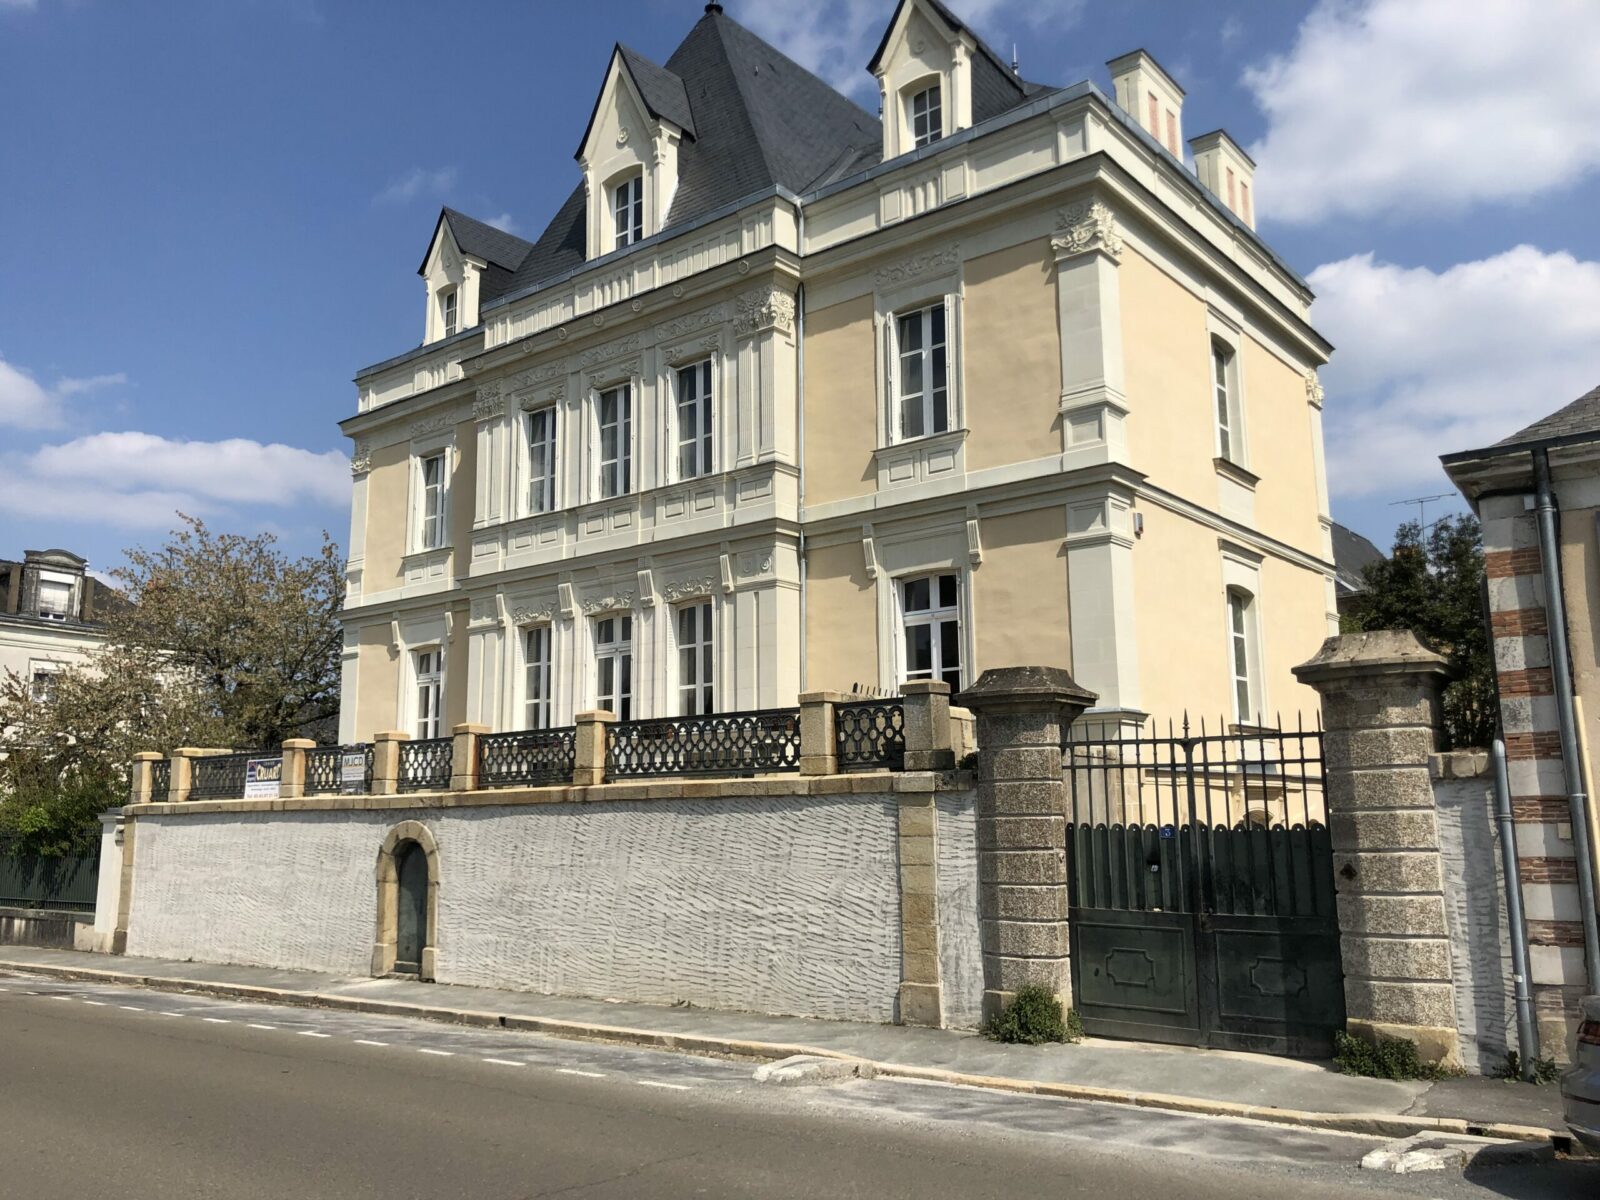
[1106,49,1185,158]
[1189,129,1256,229]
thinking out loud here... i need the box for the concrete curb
[0,957,1564,1148]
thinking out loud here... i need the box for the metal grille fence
[397,737,454,793]
[478,727,577,788]
[0,846,100,912]
[834,699,906,771]
[606,709,802,778]
[148,758,171,800]
[189,752,267,801]
[305,745,373,796]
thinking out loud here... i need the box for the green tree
[0,516,343,853]
[1342,514,1494,748]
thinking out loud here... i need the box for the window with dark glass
[901,572,962,689]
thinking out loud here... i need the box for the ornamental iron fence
[149,758,171,800]
[607,708,802,779]
[478,727,578,788]
[396,737,454,793]
[305,744,374,797]
[189,751,269,801]
[834,699,906,772]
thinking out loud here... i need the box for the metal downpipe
[1492,736,1540,1078]
[1532,447,1600,993]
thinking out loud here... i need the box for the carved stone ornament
[654,304,725,344]
[512,602,557,625]
[874,244,960,289]
[661,575,716,603]
[473,383,504,421]
[1305,370,1325,406]
[586,358,640,388]
[469,597,497,622]
[505,359,567,394]
[581,590,635,614]
[350,443,371,477]
[577,332,641,369]
[734,285,796,338]
[408,411,461,439]
[737,551,774,576]
[1052,200,1123,261]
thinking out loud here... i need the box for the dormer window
[440,288,458,338]
[612,173,644,249]
[37,579,72,621]
[910,83,942,148]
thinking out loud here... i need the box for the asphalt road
[1,971,1595,1199]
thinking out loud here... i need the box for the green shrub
[1333,1031,1457,1081]
[984,985,1084,1045]
[1500,1050,1562,1085]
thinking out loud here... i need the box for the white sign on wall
[340,751,367,794]
[244,757,283,800]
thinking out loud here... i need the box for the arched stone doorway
[373,821,439,980]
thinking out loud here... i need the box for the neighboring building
[0,549,112,700]
[337,0,1337,743]
[1330,520,1384,617]
[1443,383,1600,1051]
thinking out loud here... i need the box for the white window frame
[523,624,553,730]
[441,288,458,338]
[908,82,943,149]
[1226,587,1262,725]
[524,405,558,515]
[674,599,715,716]
[674,358,715,481]
[595,382,634,499]
[611,172,644,249]
[897,570,964,690]
[35,577,73,621]
[1220,545,1266,726]
[891,300,952,443]
[593,613,634,721]
[413,647,444,740]
[413,450,449,552]
[1206,316,1249,469]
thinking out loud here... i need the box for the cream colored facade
[337,3,1335,743]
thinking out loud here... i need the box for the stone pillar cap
[373,730,412,742]
[957,665,1096,712]
[132,751,165,761]
[798,690,853,703]
[281,738,317,749]
[901,680,951,696]
[1293,630,1450,686]
[451,723,491,735]
[575,709,620,723]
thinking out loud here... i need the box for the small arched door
[393,840,429,975]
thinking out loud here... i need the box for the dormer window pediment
[871,0,975,161]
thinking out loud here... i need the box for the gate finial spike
[1181,711,1190,737]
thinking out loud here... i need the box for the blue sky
[3,0,1598,574]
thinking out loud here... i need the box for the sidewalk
[0,945,1566,1143]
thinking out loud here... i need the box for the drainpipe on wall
[1492,736,1540,1080]
[1532,447,1600,993]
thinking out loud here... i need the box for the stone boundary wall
[113,772,984,1029]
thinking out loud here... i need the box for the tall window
[677,600,714,716]
[895,302,949,441]
[414,649,443,740]
[597,384,632,497]
[419,453,446,549]
[612,173,644,248]
[441,289,458,338]
[910,84,942,148]
[594,614,633,721]
[524,626,552,730]
[1228,588,1260,723]
[36,579,71,620]
[902,573,962,689]
[30,668,58,703]
[526,407,557,513]
[676,359,714,480]
[1212,341,1239,464]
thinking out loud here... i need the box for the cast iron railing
[189,751,269,801]
[606,708,802,779]
[397,737,454,793]
[834,699,906,771]
[304,744,374,796]
[478,727,577,788]
[148,758,171,800]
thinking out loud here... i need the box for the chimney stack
[1189,129,1256,229]
[1106,49,1185,158]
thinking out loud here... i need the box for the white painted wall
[935,791,983,1028]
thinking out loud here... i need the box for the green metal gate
[1064,718,1344,1057]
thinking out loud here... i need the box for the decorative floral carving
[737,551,774,576]
[577,332,641,369]
[581,591,635,614]
[661,575,715,603]
[873,244,960,288]
[1052,200,1122,260]
[473,383,504,421]
[1305,370,1325,406]
[512,602,556,625]
[654,304,725,344]
[407,412,460,438]
[350,443,371,477]
[734,285,796,337]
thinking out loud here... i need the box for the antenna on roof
[1011,44,1019,76]
[704,2,723,13]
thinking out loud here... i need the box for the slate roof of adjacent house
[1492,384,1600,448]
[452,6,1047,315]
[1330,521,1384,598]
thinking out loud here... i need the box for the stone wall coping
[798,690,854,703]
[132,751,165,762]
[451,723,491,735]
[373,731,412,743]
[958,665,1096,711]
[901,680,952,696]
[281,738,317,750]
[1429,749,1491,781]
[120,770,976,818]
[1294,631,1450,686]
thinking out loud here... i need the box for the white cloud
[54,371,128,397]
[375,165,458,206]
[0,358,64,428]
[0,432,350,529]
[740,0,1085,98]
[0,0,40,11]
[484,212,518,235]
[1312,245,1600,499]
[1246,0,1600,223]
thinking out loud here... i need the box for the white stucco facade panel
[935,791,983,1029]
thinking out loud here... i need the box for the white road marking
[298,1031,331,1039]
[482,1058,525,1068]
[202,1017,230,1024]
[247,1023,277,1030]
[637,1080,690,1091]
[118,1005,145,1012]
[51,995,74,1001]
[558,1069,605,1078]
[418,1048,454,1057]
[82,1000,108,1006]
[353,1039,388,1047]
[158,1011,184,1017]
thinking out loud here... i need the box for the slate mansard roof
[427,5,1048,314]
[1493,384,1600,449]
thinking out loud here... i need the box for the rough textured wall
[936,792,983,1028]
[1434,772,1515,1074]
[127,795,906,1023]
